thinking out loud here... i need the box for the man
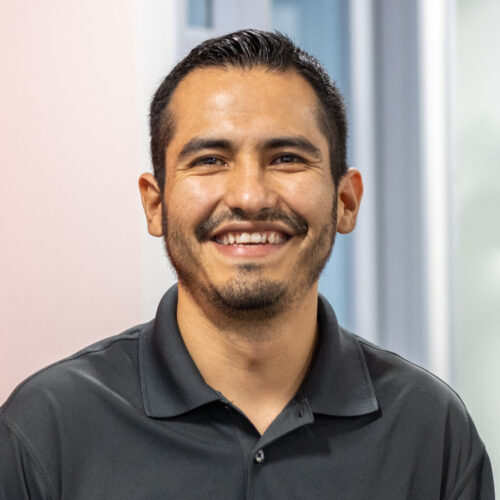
[0,30,494,499]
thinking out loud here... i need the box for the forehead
[167,66,325,148]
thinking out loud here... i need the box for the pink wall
[0,1,143,403]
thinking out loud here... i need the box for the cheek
[165,177,225,226]
[277,175,335,220]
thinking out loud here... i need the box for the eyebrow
[177,135,323,162]
[177,138,234,162]
[263,136,323,160]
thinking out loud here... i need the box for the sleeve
[0,414,54,500]
[451,449,495,500]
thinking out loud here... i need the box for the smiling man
[0,30,494,499]
[139,62,354,436]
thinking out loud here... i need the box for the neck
[176,284,319,434]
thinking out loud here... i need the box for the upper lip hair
[209,221,293,240]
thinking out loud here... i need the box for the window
[188,0,213,28]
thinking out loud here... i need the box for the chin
[193,275,293,321]
[215,280,286,310]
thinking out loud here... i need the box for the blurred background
[1,0,498,487]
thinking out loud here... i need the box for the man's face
[160,66,337,316]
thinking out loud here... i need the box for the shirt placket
[245,397,314,500]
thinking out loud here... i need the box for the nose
[223,161,279,214]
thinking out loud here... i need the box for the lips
[208,221,294,258]
[210,228,290,259]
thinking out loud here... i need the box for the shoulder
[346,329,488,498]
[0,324,148,499]
[1,323,146,430]
[350,329,467,416]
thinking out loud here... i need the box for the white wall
[0,0,177,403]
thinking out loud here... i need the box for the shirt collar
[139,285,219,418]
[303,296,379,416]
[139,285,379,418]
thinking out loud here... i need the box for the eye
[191,156,227,167]
[272,153,304,165]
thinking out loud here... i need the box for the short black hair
[150,29,347,190]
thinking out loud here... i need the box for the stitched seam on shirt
[137,333,151,414]
[445,446,486,500]
[0,412,57,500]
[1,330,142,412]
[353,335,470,407]
[351,334,378,409]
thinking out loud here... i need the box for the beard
[162,203,337,320]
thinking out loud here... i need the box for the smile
[214,231,289,246]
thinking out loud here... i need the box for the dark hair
[150,29,347,190]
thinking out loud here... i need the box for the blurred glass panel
[272,0,353,330]
[454,0,500,487]
[188,0,213,28]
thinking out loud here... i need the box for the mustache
[195,207,309,242]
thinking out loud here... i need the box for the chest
[53,407,444,500]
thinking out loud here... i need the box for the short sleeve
[449,449,495,500]
[0,414,53,500]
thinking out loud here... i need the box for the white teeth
[238,233,251,243]
[217,231,286,245]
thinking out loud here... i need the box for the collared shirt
[0,285,494,499]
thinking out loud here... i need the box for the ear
[138,172,164,237]
[336,168,363,234]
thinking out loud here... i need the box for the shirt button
[254,449,265,464]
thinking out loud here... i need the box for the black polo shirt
[0,286,494,499]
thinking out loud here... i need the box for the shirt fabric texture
[0,285,495,499]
